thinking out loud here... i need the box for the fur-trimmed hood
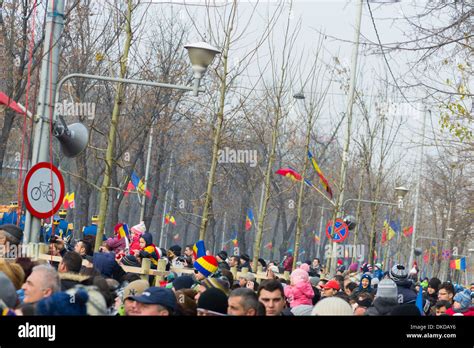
[59,272,89,283]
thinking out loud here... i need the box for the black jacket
[218,261,230,271]
[395,279,417,304]
[59,272,90,291]
[366,297,399,316]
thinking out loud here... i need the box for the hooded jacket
[365,297,399,316]
[284,281,315,308]
[395,279,417,304]
[59,272,90,291]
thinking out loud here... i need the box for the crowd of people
[0,218,473,317]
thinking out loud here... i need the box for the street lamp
[185,42,221,96]
[395,186,409,209]
[24,36,221,244]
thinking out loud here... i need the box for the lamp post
[341,185,409,267]
[24,33,220,244]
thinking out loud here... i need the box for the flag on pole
[423,250,429,263]
[383,220,396,241]
[63,192,75,209]
[137,179,152,198]
[381,229,387,244]
[264,242,273,250]
[124,181,135,197]
[165,214,176,226]
[450,257,466,271]
[193,240,206,259]
[114,223,129,239]
[275,167,303,182]
[308,151,333,199]
[232,231,238,247]
[403,226,413,237]
[245,209,254,231]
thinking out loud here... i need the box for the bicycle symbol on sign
[30,182,56,203]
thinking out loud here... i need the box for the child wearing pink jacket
[284,263,314,308]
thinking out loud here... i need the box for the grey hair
[229,287,259,311]
[32,264,60,294]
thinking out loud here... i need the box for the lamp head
[395,186,409,199]
[184,42,220,78]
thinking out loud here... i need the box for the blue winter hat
[141,232,153,246]
[359,274,372,291]
[453,289,472,311]
[36,290,88,316]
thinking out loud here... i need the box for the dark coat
[366,297,399,316]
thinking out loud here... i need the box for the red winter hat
[323,280,340,291]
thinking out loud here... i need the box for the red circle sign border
[325,218,349,243]
[23,162,65,219]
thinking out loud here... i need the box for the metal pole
[221,211,227,250]
[317,206,325,258]
[140,125,154,222]
[408,106,428,268]
[159,155,173,247]
[329,0,363,275]
[24,0,65,243]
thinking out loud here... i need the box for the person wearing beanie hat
[134,232,160,268]
[284,268,314,308]
[195,277,231,301]
[216,250,230,271]
[365,278,399,316]
[373,263,384,280]
[0,272,17,308]
[389,264,417,304]
[120,255,141,268]
[238,272,256,288]
[371,277,380,289]
[129,222,146,256]
[197,287,228,316]
[311,297,353,316]
[172,275,195,291]
[193,255,218,281]
[353,274,373,297]
[239,253,253,273]
[36,290,88,315]
[65,285,107,315]
[445,289,474,316]
[0,224,23,256]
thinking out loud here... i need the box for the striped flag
[308,151,333,199]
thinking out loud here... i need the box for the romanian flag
[165,214,176,225]
[403,226,413,237]
[232,231,238,247]
[450,257,466,271]
[308,151,333,199]
[381,229,387,244]
[245,209,254,231]
[124,181,135,197]
[193,240,206,259]
[264,242,273,250]
[138,179,152,198]
[276,167,302,182]
[63,192,75,209]
[114,223,129,239]
[128,171,151,197]
[383,220,396,241]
